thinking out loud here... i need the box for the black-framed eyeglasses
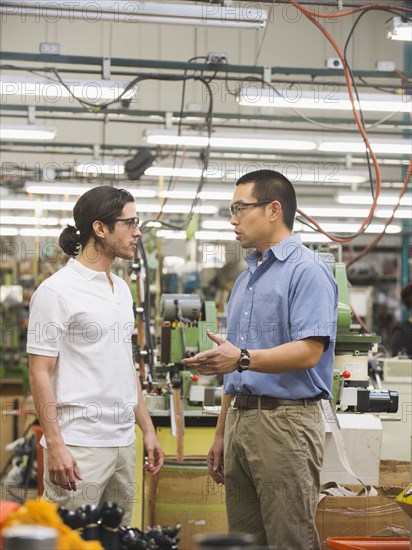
[111,216,140,229]
[229,200,273,217]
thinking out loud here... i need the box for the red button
[192,374,199,382]
[342,370,351,379]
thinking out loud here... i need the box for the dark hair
[59,186,135,256]
[401,283,412,310]
[235,169,297,230]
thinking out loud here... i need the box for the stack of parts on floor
[0,500,181,550]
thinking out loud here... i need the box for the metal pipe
[0,51,400,79]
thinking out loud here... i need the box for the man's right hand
[47,443,82,491]
[207,436,224,485]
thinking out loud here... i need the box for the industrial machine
[159,294,216,365]
[147,294,220,412]
[332,262,398,414]
[140,264,399,416]
[134,256,400,485]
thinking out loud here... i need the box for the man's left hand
[181,331,240,375]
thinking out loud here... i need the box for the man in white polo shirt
[27,186,163,523]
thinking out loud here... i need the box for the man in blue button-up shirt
[183,170,338,549]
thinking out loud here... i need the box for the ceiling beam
[0,51,402,79]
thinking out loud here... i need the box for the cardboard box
[145,467,410,550]
[144,461,227,550]
[316,485,411,550]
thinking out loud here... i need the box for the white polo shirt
[27,259,137,447]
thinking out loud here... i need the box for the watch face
[240,356,250,367]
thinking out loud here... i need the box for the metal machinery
[141,265,399,416]
[136,260,401,485]
[332,262,398,414]
[377,357,412,461]
[153,294,220,411]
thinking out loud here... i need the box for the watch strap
[237,349,250,372]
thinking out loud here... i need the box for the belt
[230,395,318,410]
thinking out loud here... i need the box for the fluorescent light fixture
[145,130,317,151]
[293,170,367,185]
[146,130,209,147]
[199,191,233,201]
[75,160,124,176]
[1,199,216,215]
[0,1,267,29]
[238,87,411,113]
[337,193,412,206]
[0,75,136,101]
[145,166,222,178]
[301,207,370,218]
[202,221,232,230]
[162,205,217,215]
[0,227,19,236]
[375,209,412,219]
[298,222,401,234]
[19,228,61,237]
[0,124,56,140]
[159,190,233,201]
[300,234,332,244]
[156,230,186,240]
[387,17,412,41]
[198,220,402,235]
[300,206,412,220]
[196,231,235,241]
[25,182,157,198]
[317,138,411,155]
[156,229,330,243]
[156,230,235,241]
[146,129,410,156]
[0,215,59,226]
[1,199,76,211]
[131,203,218,214]
[220,166,367,185]
[26,183,95,196]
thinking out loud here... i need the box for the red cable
[288,3,412,18]
[288,0,401,243]
[346,159,412,268]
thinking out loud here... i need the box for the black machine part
[356,389,398,413]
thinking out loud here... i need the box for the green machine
[332,262,397,414]
[159,294,219,411]
[159,294,217,364]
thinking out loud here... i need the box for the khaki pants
[224,401,324,550]
[43,443,136,525]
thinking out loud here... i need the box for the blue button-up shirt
[224,234,338,400]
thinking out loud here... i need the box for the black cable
[341,7,409,209]
[137,238,154,377]
[295,216,319,232]
[154,68,190,218]
[139,73,214,232]
[296,215,368,241]
[153,56,214,217]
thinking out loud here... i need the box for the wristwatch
[237,349,250,373]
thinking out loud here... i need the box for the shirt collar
[68,258,107,281]
[270,234,303,262]
[245,233,303,269]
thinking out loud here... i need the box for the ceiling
[0,1,411,254]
